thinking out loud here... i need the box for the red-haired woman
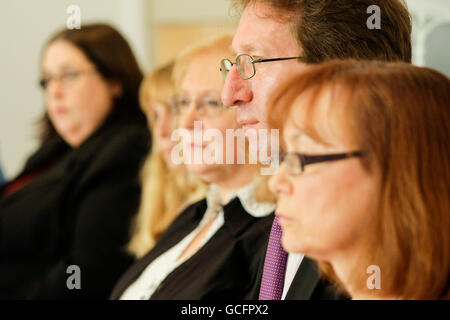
[268,60,450,299]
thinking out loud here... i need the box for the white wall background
[0,0,232,178]
[407,0,450,74]
[0,0,448,179]
[0,0,152,178]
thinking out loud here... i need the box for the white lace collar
[206,182,275,218]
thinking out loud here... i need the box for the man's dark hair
[233,0,412,63]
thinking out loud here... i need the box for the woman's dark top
[0,113,150,299]
[110,193,274,300]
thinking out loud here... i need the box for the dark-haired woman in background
[0,24,150,299]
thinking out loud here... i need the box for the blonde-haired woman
[127,62,207,258]
[111,35,276,300]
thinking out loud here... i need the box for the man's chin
[244,128,273,159]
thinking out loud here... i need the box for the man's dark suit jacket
[110,197,274,300]
[0,113,150,299]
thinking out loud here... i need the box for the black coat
[110,197,274,300]
[0,114,150,299]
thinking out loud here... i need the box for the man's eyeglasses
[39,69,96,90]
[174,95,225,117]
[278,151,364,176]
[220,54,307,80]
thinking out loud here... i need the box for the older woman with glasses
[111,35,276,300]
[126,62,207,259]
[0,24,149,299]
[268,59,450,299]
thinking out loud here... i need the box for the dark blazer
[246,217,348,300]
[0,113,150,299]
[110,197,274,300]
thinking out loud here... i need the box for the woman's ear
[108,79,123,99]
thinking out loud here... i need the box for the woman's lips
[190,143,206,149]
[54,107,68,115]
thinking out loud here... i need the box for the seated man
[221,0,412,300]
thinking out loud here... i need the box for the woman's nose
[157,114,174,139]
[47,78,64,101]
[269,165,293,196]
[179,104,199,130]
[155,121,168,140]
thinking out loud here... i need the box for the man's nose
[221,65,253,107]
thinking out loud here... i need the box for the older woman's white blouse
[120,183,275,300]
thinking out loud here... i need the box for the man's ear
[108,79,123,99]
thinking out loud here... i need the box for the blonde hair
[127,62,207,258]
[173,34,235,90]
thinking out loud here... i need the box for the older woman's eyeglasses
[174,95,225,117]
[278,151,365,175]
[220,54,307,80]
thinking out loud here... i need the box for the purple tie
[259,216,288,300]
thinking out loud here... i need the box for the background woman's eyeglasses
[220,54,307,80]
[278,151,364,175]
[39,68,97,90]
[174,95,225,117]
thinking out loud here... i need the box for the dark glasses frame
[280,151,365,175]
[220,54,307,80]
